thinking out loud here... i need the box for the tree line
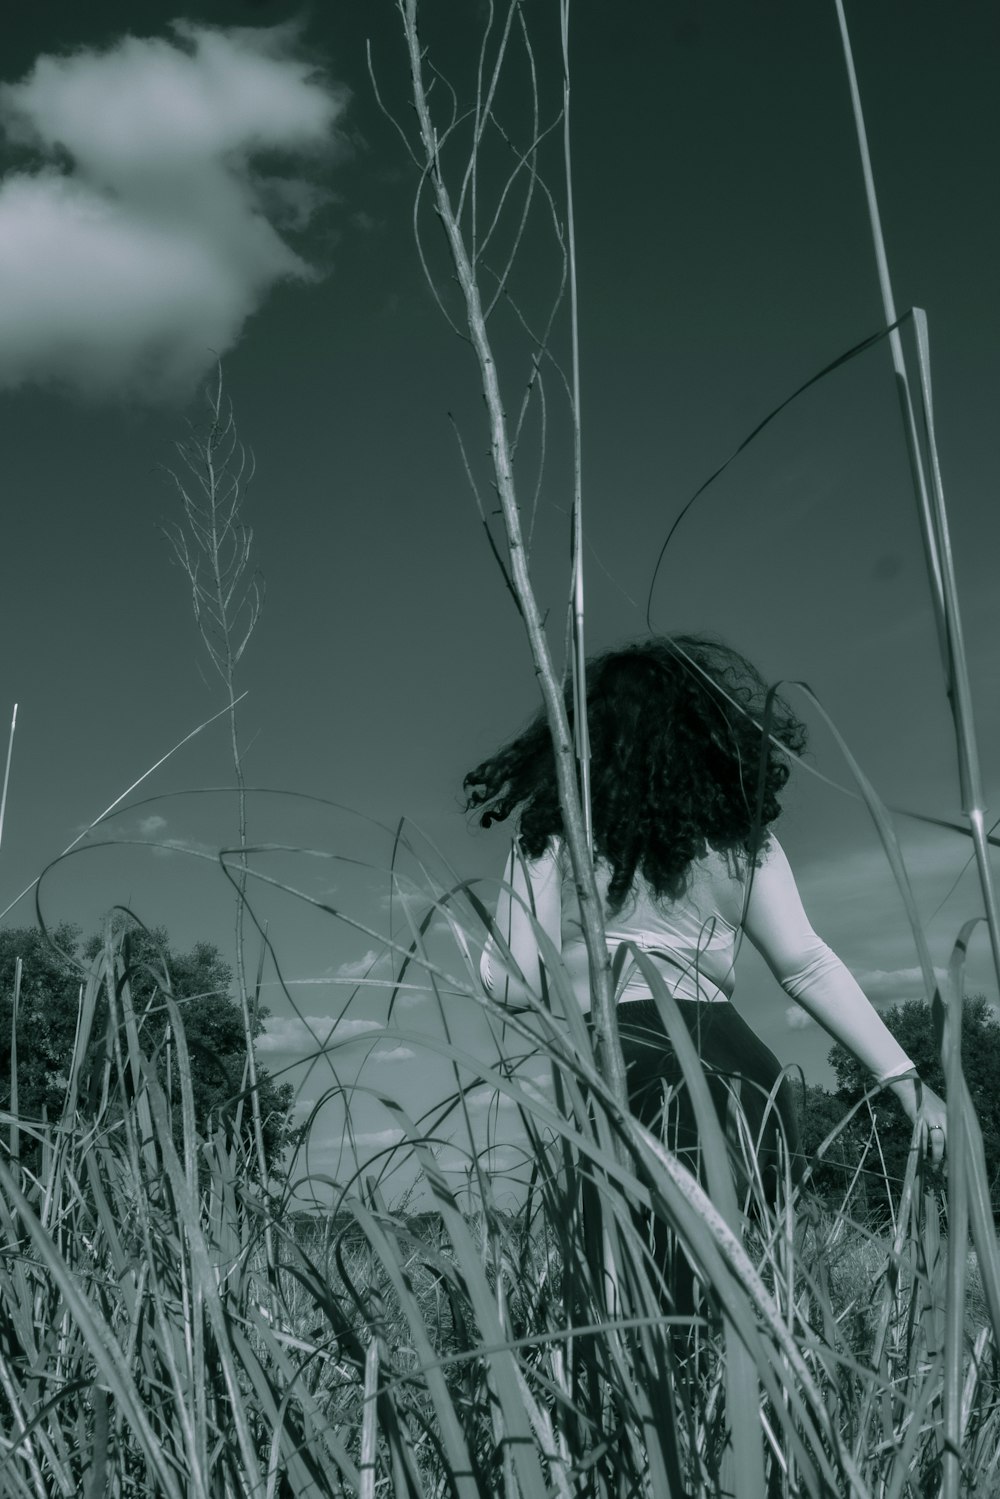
[796,993,1000,1221]
[0,921,295,1180]
[3,918,997,1221]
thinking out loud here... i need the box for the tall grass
[833,5,1000,1493]
[2,860,999,1496]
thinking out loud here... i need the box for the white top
[480,834,916,1087]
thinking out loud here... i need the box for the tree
[826,994,1000,1219]
[0,921,84,1124]
[794,1082,870,1213]
[0,920,294,1176]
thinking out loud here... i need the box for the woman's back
[487,832,919,1087]
[556,839,747,1006]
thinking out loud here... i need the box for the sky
[0,0,998,1208]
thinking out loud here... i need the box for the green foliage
[793,995,1000,1222]
[794,1080,871,1208]
[0,919,294,1174]
[0,921,83,1121]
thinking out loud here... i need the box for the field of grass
[2,912,999,1499]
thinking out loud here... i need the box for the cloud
[257,1014,380,1054]
[785,1005,814,1030]
[0,21,345,399]
[466,1078,552,1112]
[333,949,387,982]
[149,833,217,860]
[853,966,948,1001]
[435,1144,525,1173]
[138,814,168,835]
[344,1128,406,1148]
[466,1087,516,1113]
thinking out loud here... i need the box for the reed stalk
[163,371,275,1278]
[834,7,1000,1494]
[0,697,245,925]
[0,703,17,855]
[394,0,625,1118]
[559,1,593,858]
[8,957,20,1167]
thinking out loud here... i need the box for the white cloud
[435,1144,524,1173]
[334,949,387,982]
[344,1128,406,1148]
[138,814,168,835]
[466,1078,552,1112]
[785,1005,813,1030]
[853,966,947,1001]
[149,833,217,860]
[0,21,345,399]
[257,1014,380,1054]
[466,1087,515,1113]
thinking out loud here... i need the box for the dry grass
[2,914,999,1497]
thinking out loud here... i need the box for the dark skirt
[583,998,806,1317]
[610,996,807,1209]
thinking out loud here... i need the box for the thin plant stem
[163,369,274,1273]
[9,957,21,1167]
[910,311,1000,986]
[834,8,1000,1495]
[833,0,1000,988]
[0,697,245,924]
[397,0,626,1115]
[831,0,946,636]
[0,702,17,854]
[559,0,592,858]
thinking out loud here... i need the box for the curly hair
[463,635,808,913]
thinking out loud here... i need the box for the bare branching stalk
[396,0,627,1114]
[163,368,272,1204]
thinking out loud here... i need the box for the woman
[466,636,947,1296]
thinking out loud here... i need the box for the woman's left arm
[744,837,948,1162]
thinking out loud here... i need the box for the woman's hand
[888,1076,947,1166]
[916,1085,948,1167]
